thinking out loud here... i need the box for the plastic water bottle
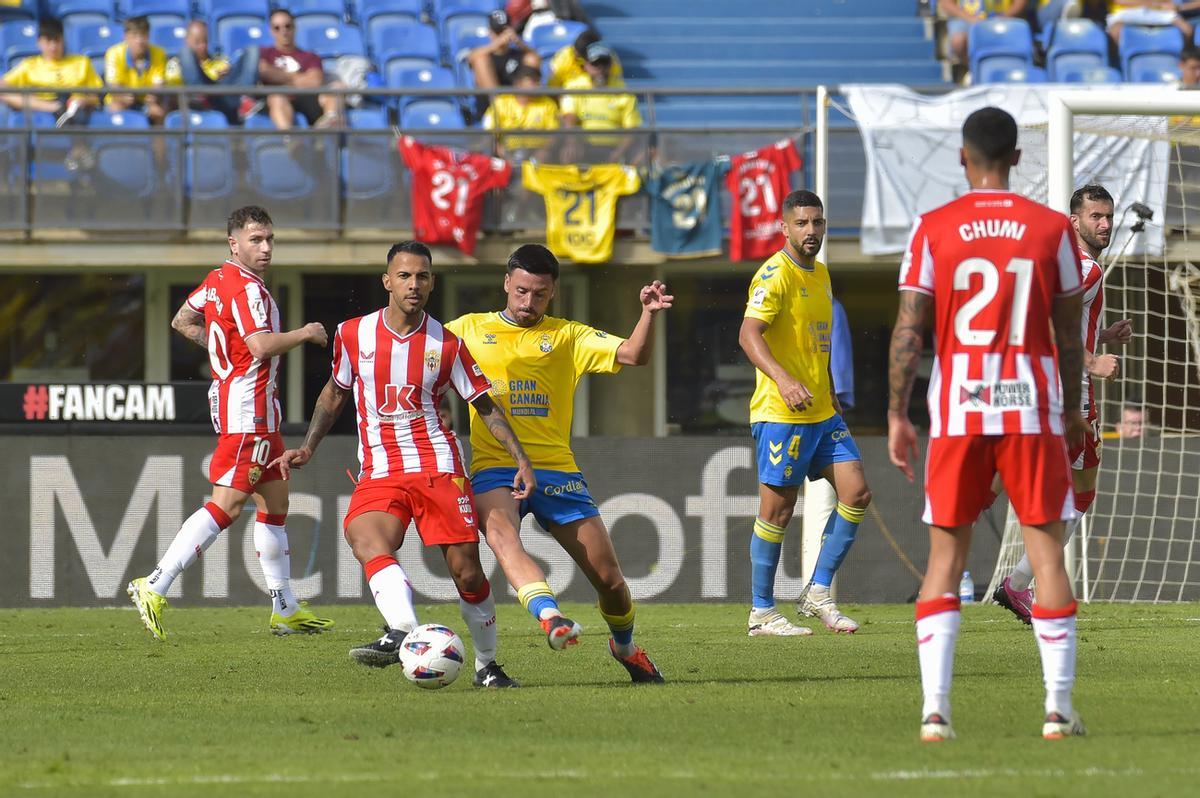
[959,571,975,604]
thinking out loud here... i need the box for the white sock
[458,584,498,672]
[1010,517,1078,592]
[367,560,418,633]
[1032,604,1077,717]
[916,595,961,721]
[254,515,299,616]
[146,503,230,596]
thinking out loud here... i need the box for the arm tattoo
[171,305,207,350]
[473,395,529,465]
[1055,322,1085,414]
[302,381,349,453]
[888,291,931,415]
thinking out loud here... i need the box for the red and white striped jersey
[331,310,491,480]
[899,190,1084,438]
[1079,250,1104,420]
[186,260,281,434]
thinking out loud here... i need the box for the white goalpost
[986,89,1200,603]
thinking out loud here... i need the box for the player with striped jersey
[273,241,536,689]
[994,183,1133,622]
[128,206,334,640]
[888,107,1089,742]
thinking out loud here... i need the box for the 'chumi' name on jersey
[958,219,1027,242]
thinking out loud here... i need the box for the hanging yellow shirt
[2,54,103,102]
[522,161,640,264]
[546,44,624,89]
[482,93,560,150]
[445,311,624,473]
[559,75,642,145]
[104,43,169,104]
[744,249,836,425]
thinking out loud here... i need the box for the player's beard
[1081,228,1110,256]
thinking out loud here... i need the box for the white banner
[843,84,1168,257]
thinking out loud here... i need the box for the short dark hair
[1070,183,1114,214]
[38,18,64,40]
[387,240,433,268]
[269,8,294,21]
[511,64,542,84]
[1181,45,1200,63]
[573,29,600,58]
[507,243,559,279]
[226,205,273,235]
[962,106,1018,163]
[124,15,150,34]
[782,190,823,213]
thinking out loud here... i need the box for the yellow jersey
[546,44,624,89]
[521,161,640,264]
[104,43,169,104]
[744,249,836,425]
[482,93,560,150]
[445,312,625,473]
[165,53,232,85]
[559,75,642,145]
[1,54,102,102]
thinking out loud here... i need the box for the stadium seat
[242,113,317,200]
[150,22,186,57]
[1060,65,1123,84]
[0,0,37,21]
[49,0,115,24]
[387,63,456,109]
[527,19,587,60]
[209,0,270,39]
[431,0,497,26]
[400,98,465,129]
[164,109,236,200]
[444,15,488,63]
[355,0,422,30]
[295,20,366,62]
[65,20,121,59]
[968,17,1033,81]
[343,106,394,199]
[1128,54,1182,83]
[371,20,439,69]
[287,0,349,22]
[87,110,157,199]
[1120,25,1184,77]
[978,63,1046,84]
[1046,18,1108,81]
[118,0,188,18]
[218,18,267,61]
[1,20,38,71]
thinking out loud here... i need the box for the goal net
[985,91,1200,603]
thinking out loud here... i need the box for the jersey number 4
[953,257,1034,347]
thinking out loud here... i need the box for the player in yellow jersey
[739,190,872,636]
[445,243,669,683]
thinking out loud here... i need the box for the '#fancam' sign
[1,383,210,423]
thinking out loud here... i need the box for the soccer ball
[398,624,466,689]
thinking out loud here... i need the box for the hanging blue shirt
[647,158,729,257]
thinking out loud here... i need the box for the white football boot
[798,584,860,633]
[1042,711,1086,739]
[748,607,813,637]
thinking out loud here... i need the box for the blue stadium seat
[431,0,497,26]
[164,109,236,200]
[242,113,316,200]
[968,17,1033,81]
[979,63,1046,84]
[343,106,394,199]
[150,21,187,57]
[372,20,439,68]
[88,110,157,198]
[118,0,188,18]
[387,63,455,109]
[1060,65,1123,84]
[0,0,37,21]
[355,0,422,29]
[218,18,268,61]
[1045,18,1108,81]
[400,98,465,128]
[444,15,488,63]
[209,0,271,40]
[288,0,349,22]
[49,0,115,24]
[527,19,587,60]
[65,20,121,59]
[1128,53,1182,83]
[1120,25,1184,77]
[295,20,366,62]
[1,20,38,71]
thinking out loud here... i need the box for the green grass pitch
[1,602,1197,797]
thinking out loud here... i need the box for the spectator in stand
[522,0,593,44]
[468,9,541,118]
[561,41,642,164]
[939,0,1028,66]
[0,17,101,124]
[104,16,169,124]
[166,20,263,124]
[259,9,342,130]
[547,28,624,89]
[483,64,559,158]
[1180,44,1200,86]
[1118,402,1146,438]
[1106,2,1193,47]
